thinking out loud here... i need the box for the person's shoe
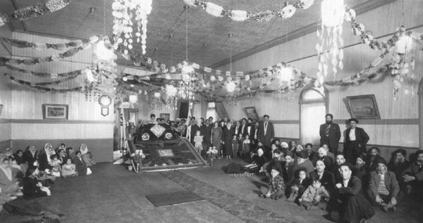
[359,219,367,223]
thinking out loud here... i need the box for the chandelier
[112,0,153,54]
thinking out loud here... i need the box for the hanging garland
[0,43,91,66]
[1,64,86,78]
[4,73,80,86]
[0,36,92,51]
[184,0,315,22]
[0,0,71,26]
[6,74,83,93]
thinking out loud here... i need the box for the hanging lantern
[226,81,236,92]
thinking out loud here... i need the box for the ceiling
[1,0,391,69]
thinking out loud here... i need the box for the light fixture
[166,85,177,97]
[93,39,116,61]
[226,81,236,92]
[129,95,138,103]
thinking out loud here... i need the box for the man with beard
[366,147,385,173]
[258,115,274,149]
[320,114,341,154]
[310,159,335,193]
[366,159,399,212]
[344,118,370,164]
[263,149,284,178]
[387,149,410,190]
[283,151,298,186]
[296,151,314,177]
[353,154,369,186]
[402,150,423,198]
[331,152,347,182]
[312,147,334,171]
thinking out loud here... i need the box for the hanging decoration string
[0,0,71,26]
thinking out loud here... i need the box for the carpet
[161,171,291,223]
[146,191,204,207]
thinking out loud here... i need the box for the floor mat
[146,191,204,207]
[161,171,291,223]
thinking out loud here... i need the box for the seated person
[330,152,347,182]
[402,150,423,198]
[262,149,284,178]
[299,179,330,210]
[331,163,374,223]
[311,147,334,171]
[287,168,310,202]
[13,150,26,165]
[296,151,314,177]
[245,149,267,173]
[322,144,335,161]
[38,143,55,174]
[61,159,77,178]
[282,151,298,186]
[310,159,335,193]
[73,151,88,176]
[353,154,369,186]
[366,159,399,212]
[23,145,38,168]
[49,155,62,177]
[0,157,21,196]
[80,144,96,167]
[22,167,50,199]
[260,165,285,200]
[305,143,316,160]
[387,149,410,191]
[366,147,385,172]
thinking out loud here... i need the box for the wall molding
[272,120,300,124]
[333,119,419,125]
[209,0,397,69]
[338,142,419,151]
[0,119,114,124]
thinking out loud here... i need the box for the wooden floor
[1,160,422,223]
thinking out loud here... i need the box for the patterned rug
[146,191,204,207]
[161,171,291,223]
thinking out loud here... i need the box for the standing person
[344,118,370,164]
[202,120,213,156]
[222,121,235,159]
[149,114,156,123]
[211,122,223,158]
[258,115,275,149]
[190,119,200,145]
[251,121,260,150]
[319,114,341,154]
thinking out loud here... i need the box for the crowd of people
[0,143,95,215]
[138,113,423,223]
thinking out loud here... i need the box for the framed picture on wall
[346,94,381,119]
[42,104,69,120]
[160,113,170,122]
[243,106,259,120]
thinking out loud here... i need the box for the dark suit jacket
[23,150,38,168]
[368,171,400,198]
[319,123,341,149]
[238,124,248,137]
[73,156,87,176]
[258,121,274,146]
[251,125,259,141]
[337,176,364,197]
[37,153,52,171]
[345,127,370,152]
[310,170,335,190]
[190,124,200,143]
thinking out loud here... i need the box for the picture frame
[243,106,259,120]
[160,113,170,122]
[346,94,381,119]
[42,104,69,120]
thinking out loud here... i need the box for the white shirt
[349,128,356,141]
[247,126,251,134]
[343,178,350,187]
[264,122,268,135]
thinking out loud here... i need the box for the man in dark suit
[331,163,375,223]
[190,119,200,145]
[310,159,335,193]
[258,115,274,148]
[344,118,370,164]
[319,114,341,154]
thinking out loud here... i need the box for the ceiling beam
[208,0,397,69]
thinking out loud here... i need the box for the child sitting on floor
[206,146,218,166]
[260,165,285,200]
[299,179,330,210]
[193,131,203,155]
[287,169,310,202]
[49,155,62,177]
[61,159,77,178]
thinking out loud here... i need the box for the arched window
[299,84,328,146]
